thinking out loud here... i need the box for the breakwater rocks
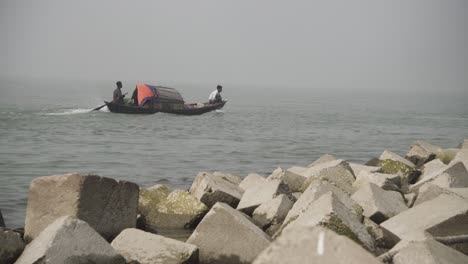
[1,139,468,264]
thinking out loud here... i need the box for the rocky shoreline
[1,139,468,263]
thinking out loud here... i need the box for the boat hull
[105,102,159,114]
[159,101,227,115]
[105,100,226,115]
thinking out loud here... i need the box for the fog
[1,0,467,93]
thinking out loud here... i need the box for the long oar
[92,92,128,111]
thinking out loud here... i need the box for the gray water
[0,77,467,228]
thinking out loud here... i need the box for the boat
[104,84,227,115]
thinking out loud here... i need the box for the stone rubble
[3,139,467,264]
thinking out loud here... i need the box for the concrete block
[299,159,356,194]
[253,226,380,264]
[239,173,266,191]
[411,161,468,191]
[380,194,468,245]
[280,192,375,252]
[16,216,125,264]
[405,141,442,167]
[307,154,337,167]
[189,172,243,209]
[393,239,468,264]
[237,179,288,215]
[252,194,293,235]
[380,150,416,168]
[187,203,271,264]
[24,173,139,242]
[139,186,208,229]
[280,180,362,237]
[351,183,407,224]
[353,171,401,192]
[111,228,198,264]
[349,163,382,177]
[0,229,25,264]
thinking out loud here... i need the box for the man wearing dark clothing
[131,87,138,106]
[113,81,125,104]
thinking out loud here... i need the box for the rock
[265,167,284,181]
[139,185,208,229]
[451,148,468,169]
[380,194,468,246]
[462,139,468,149]
[437,148,459,165]
[237,179,288,215]
[378,159,420,189]
[299,159,356,194]
[252,194,294,236]
[187,202,271,264]
[351,182,407,224]
[0,229,25,264]
[392,239,468,264]
[405,141,441,167]
[353,171,401,192]
[280,180,363,237]
[280,192,375,252]
[451,188,468,199]
[189,172,243,209]
[24,173,139,242]
[380,150,416,168]
[403,192,417,207]
[365,158,381,166]
[349,163,382,177]
[363,217,398,250]
[411,161,468,191]
[239,173,266,191]
[289,192,302,202]
[111,228,198,264]
[253,226,381,264]
[413,183,467,206]
[16,216,125,264]
[307,154,337,167]
[420,158,445,180]
[213,171,243,185]
[0,210,4,227]
[281,166,309,192]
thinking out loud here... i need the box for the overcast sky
[1,0,467,92]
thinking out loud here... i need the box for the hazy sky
[1,0,467,92]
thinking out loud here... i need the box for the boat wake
[41,108,94,116]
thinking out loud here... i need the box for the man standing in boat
[209,85,223,104]
[113,81,125,104]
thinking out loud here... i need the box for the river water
[0,77,467,228]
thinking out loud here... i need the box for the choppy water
[0,78,467,228]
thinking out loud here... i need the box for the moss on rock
[139,187,208,229]
[320,214,360,245]
[436,150,457,165]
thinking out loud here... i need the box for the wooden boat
[105,101,159,114]
[104,84,226,115]
[160,100,227,115]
